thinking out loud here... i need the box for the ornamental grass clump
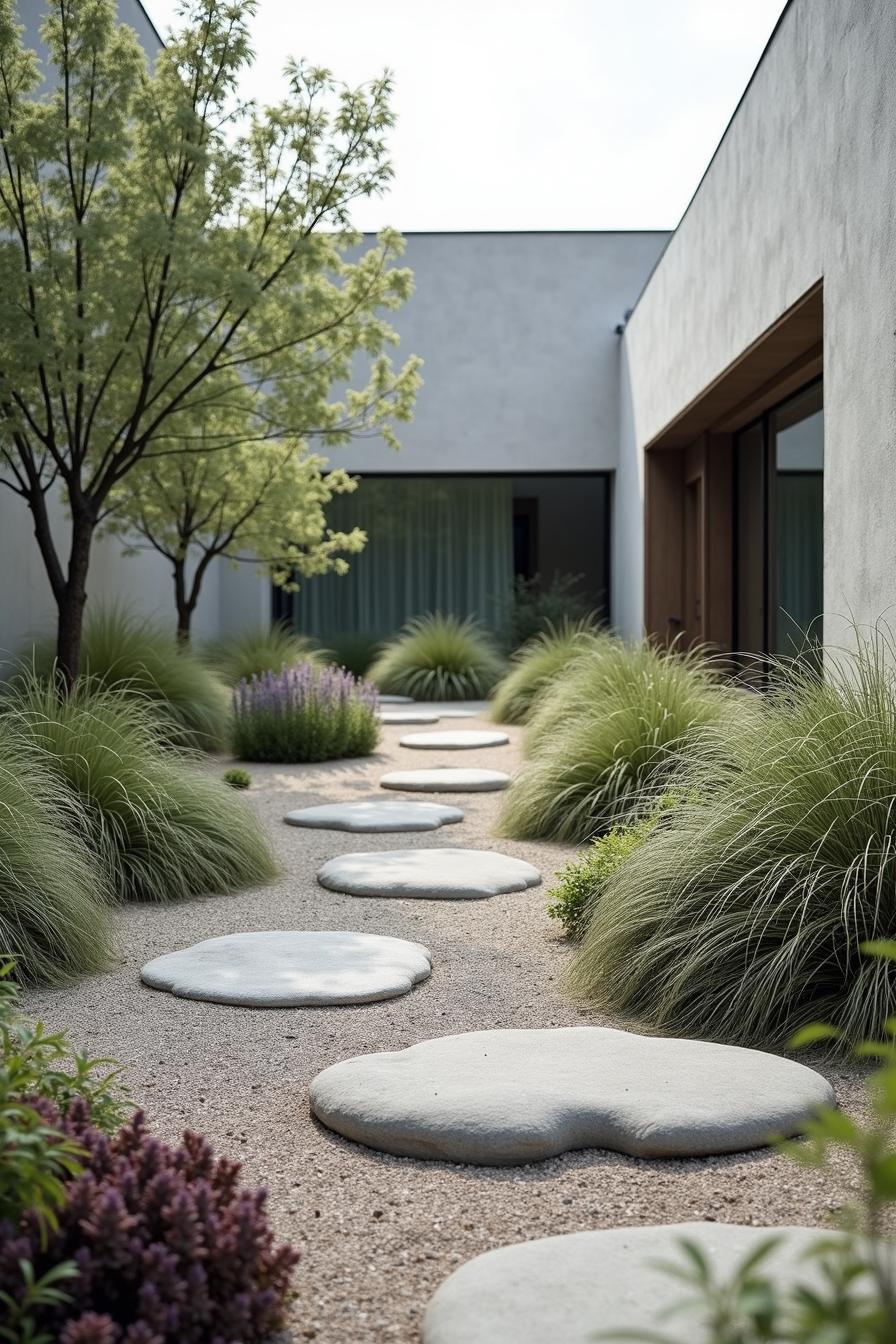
[571,636,896,1049]
[0,744,111,984]
[368,613,505,701]
[26,607,229,751]
[0,1099,299,1344]
[232,662,380,762]
[204,623,322,685]
[500,638,731,843]
[490,618,602,725]
[3,677,276,904]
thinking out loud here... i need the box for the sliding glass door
[733,380,823,664]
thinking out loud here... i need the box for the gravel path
[22,708,871,1343]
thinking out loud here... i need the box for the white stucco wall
[616,0,896,639]
[330,231,668,475]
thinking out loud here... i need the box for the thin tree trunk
[173,557,194,645]
[55,510,94,688]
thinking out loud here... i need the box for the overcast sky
[144,0,786,232]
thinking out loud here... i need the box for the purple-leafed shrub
[231,661,380,762]
[0,1097,299,1343]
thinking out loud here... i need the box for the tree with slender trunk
[0,0,420,684]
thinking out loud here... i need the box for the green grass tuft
[490,619,602,724]
[499,639,732,843]
[0,741,112,983]
[570,636,896,1049]
[368,613,505,701]
[3,677,277,904]
[24,606,229,751]
[204,624,322,685]
[223,767,252,789]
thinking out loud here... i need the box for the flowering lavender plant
[0,1097,299,1344]
[231,661,380,762]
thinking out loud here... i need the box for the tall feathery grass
[368,613,505,701]
[0,740,112,983]
[3,677,277,904]
[204,623,322,685]
[490,619,603,724]
[25,606,229,750]
[570,635,896,1048]
[499,639,733,843]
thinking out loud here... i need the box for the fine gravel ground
[22,706,876,1343]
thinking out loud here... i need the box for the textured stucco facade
[616,0,896,639]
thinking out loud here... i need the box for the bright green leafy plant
[500,639,730,843]
[490,619,600,725]
[571,637,896,1047]
[368,613,505,701]
[3,677,277,904]
[26,606,229,750]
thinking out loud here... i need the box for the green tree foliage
[0,0,420,682]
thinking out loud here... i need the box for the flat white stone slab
[380,768,511,793]
[378,711,441,724]
[317,848,541,901]
[378,694,415,704]
[310,1025,833,1164]
[400,730,509,750]
[142,931,432,1006]
[423,1222,864,1344]
[284,801,463,833]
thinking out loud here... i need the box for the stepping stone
[379,711,441,724]
[400,730,509,750]
[380,768,511,793]
[423,1222,861,1344]
[284,800,463,833]
[379,694,415,704]
[317,848,541,901]
[309,1025,833,1165]
[141,931,431,1006]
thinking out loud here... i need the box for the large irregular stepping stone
[379,710,440,724]
[378,694,415,704]
[142,931,431,1006]
[317,848,541,901]
[380,768,511,793]
[400,729,509,750]
[284,800,463,833]
[423,1222,867,1344]
[309,1025,833,1164]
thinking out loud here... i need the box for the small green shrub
[223,767,251,789]
[322,630,382,678]
[499,572,595,652]
[368,613,505,701]
[23,606,229,751]
[3,678,277,904]
[232,663,380,763]
[1,964,126,1234]
[500,639,730,843]
[204,622,322,685]
[547,804,670,940]
[604,946,896,1343]
[571,637,896,1048]
[0,742,112,985]
[490,619,601,724]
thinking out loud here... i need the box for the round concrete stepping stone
[380,768,511,793]
[317,848,541,901]
[309,1025,833,1164]
[423,1222,861,1344]
[400,730,509,750]
[141,931,432,1006]
[284,800,463,833]
[378,694,415,704]
[378,711,441,724]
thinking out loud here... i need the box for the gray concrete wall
[330,231,668,475]
[617,0,896,640]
